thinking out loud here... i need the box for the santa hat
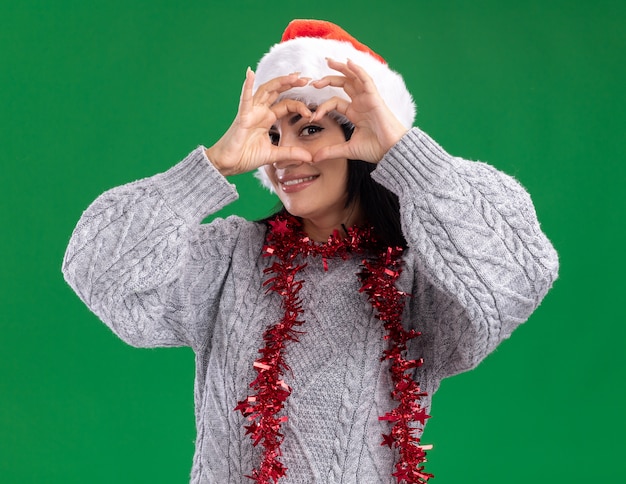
[254,19,415,191]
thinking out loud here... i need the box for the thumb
[312,142,351,163]
[270,145,313,164]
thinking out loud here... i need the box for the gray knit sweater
[62,128,558,483]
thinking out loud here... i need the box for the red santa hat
[254,19,415,191]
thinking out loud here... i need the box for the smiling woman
[264,112,356,241]
[62,19,559,484]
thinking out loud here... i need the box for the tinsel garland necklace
[235,214,433,483]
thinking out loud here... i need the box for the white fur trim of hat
[253,19,416,191]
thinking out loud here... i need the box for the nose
[272,158,304,170]
[272,132,308,170]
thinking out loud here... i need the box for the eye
[300,125,324,137]
[269,130,280,146]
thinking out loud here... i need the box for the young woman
[63,19,558,484]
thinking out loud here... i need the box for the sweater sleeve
[372,128,559,378]
[62,147,243,351]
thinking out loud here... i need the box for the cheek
[334,162,350,189]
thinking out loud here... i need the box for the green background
[2,0,624,482]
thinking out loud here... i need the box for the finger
[345,58,378,93]
[311,74,360,99]
[311,75,349,89]
[239,67,255,113]
[269,145,313,164]
[270,99,312,120]
[310,97,351,121]
[255,74,310,105]
[322,58,378,97]
[312,141,352,163]
[264,78,311,107]
[325,57,358,79]
[259,73,304,92]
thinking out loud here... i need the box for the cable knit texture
[62,128,558,483]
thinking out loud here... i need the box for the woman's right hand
[205,68,313,176]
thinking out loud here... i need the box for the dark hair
[340,123,407,249]
[261,122,407,249]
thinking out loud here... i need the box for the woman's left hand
[309,58,409,164]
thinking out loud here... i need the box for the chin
[282,204,312,219]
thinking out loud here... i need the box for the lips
[282,175,318,186]
[277,173,319,192]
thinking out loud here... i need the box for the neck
[301,204,364,242]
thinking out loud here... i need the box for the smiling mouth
[281,175,318,186]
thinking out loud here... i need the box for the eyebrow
[288,114,302,126]
[270,114,302,132]
[271,108,319,131]
[288,107,317,126]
